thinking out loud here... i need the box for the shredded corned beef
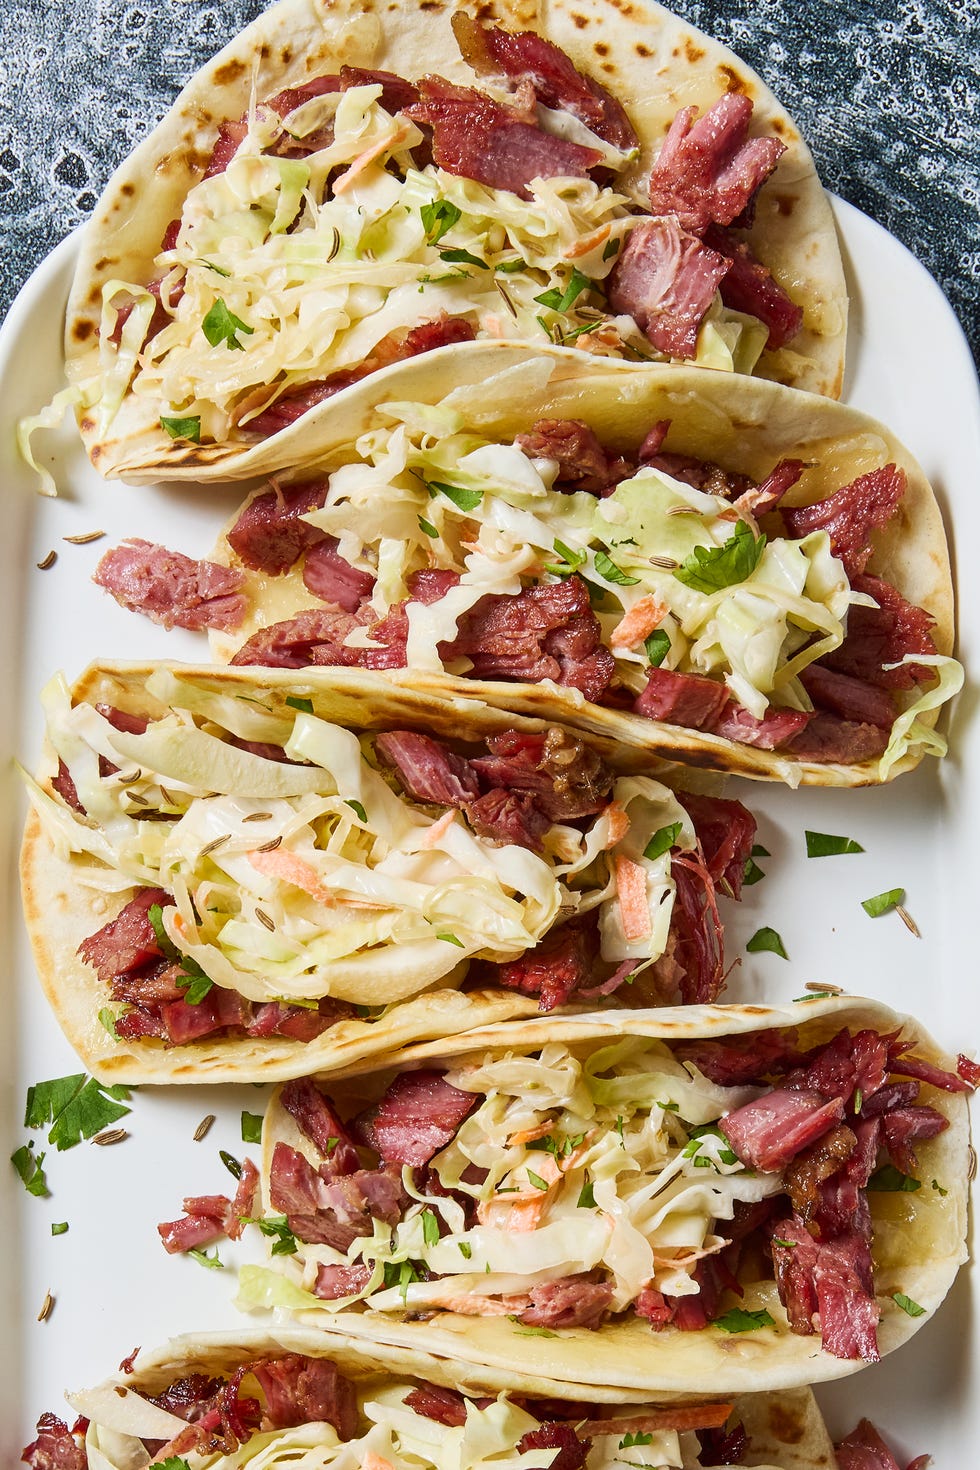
[606,218,731,358]
[719,1088,845,1173]
[648,94,785,235]
[782,466,907,578]
[489,914,600,1013]
[451,14,638,151]
[704,227,803,349]
[406,76,602,199]
[709,701,812,750]
[835,1419,928,1470]
[280,1076,360,1165]
[252,1356,357,1438]
[517,1423,591,1470]
[800,665,897,729]
[515,419,635,495]
[519,1274,614,1331]
[226,481,329,574]
[314,1261,374,1299]
[825,573,937,689]
[94,539,247,632]
[784,713,889,765]
[633,665,730,729]
[355,1070,479,1166]
[21,1416,86,1470]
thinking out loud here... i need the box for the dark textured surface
[3,0,978,362]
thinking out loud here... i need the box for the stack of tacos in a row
[17,0,969,1466]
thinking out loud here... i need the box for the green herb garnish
[714,1307,775,1333]
[542,539,587,577]
[619,1433,654,1449]
[429,481,482,512]
[285,695,314,713]
[644,629,670,667]
[220,1150,243,1180]
[534,268,591,313]
[893,1293,926,1318]
[421,1210,440,1247]
[526,1169,550,1192]
[437,933,464,946]
[201,298,253,350]
[458,1240,473,1259]
[861,888,905,917]
[577,1181,596,1208]
[188,1247,224,1270]
[805,830,865,857]
[51,1221,69,1236]
[160,415,201,443]
[643,822,682,862]
[674,521,766,594]
[25,1075,131,1151]
[346,800,367,822]
[421,199,461,244]
[241,1112,263,1144]
[594,549,640,586]
[439,246,489,271]
[418,516,439,538]
[868,1165,921,1193]
[746,927,789,959]
[98,1007,122,1042]
[11,1144,49,1198]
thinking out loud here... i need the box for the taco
[57,0,847,483]
[232,996,973,1393]
[19,660,757,1085]
[185,353,961,787]
[22,1329,841,1470]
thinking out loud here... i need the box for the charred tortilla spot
[571,12,589,26]
[685,38,705,62]
[72,320,95,343]
[635,42,652,56]
[80,416,96,434]
[771,192,796,216]
[601,62,616,73]
[214,58,247,85]
[260,43,271,59]
[594,41,610,55]
[280,45,293,64]
[93,257,112,272]
[120,183,134,197]
[767,1404,806,1446]
[717,64,747,94]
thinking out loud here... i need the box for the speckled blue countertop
[3,0,978,364]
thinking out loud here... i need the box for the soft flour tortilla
[64,0,847,482]
[20,659,714,1087]
[257,995,970,1395]
[209,350,955,788]
[67,1328,836,1468]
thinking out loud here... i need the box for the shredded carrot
[610,595,669,649]
[604,801,631,848]
[363,1453,397,1470]
[564,223,612,259]
[249,847,385,910]
[615,855,651,942]
[507,1121,555,1146]
[332,124,411,194]
[420,810,456,848]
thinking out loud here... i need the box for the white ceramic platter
[1,198,977,1465]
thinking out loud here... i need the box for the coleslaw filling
[77,85,768,440]
[25,673,697,1008]
[243,1039,778,1317]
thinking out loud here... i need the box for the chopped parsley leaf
[542,539,586,577]
[714,1307,775,1332]
[752,843,771,858]
[383,1259,424,1303]
[534,268,592,313]
[439,247,489,270]
[252,1214,298,1256]
[867,1164,921,1193]
[148,904,212,1003]
[98,1007,122,1042]
[495,257,525,273]
[241,1111,263,1144]
[861,887,905,917]
[437,933,464,946]
[188,1247,224,1270]
[932,1179,948,1196]
[346,800,368,822]
[458,1240,473,1258]
[526,1169,550,1191]
[674,521,766,594]
[11,1144,49,1198]
[25,1075,131,1152]
[746,926,789,959]
[418,516,439,538]
[421,1209,440,1247]
[421,199,461,244]
[285,695,314,713]
[160,415,201,443]
[602,237,621,261]
[577,1181,596,1208]
[893,1292,926,1318]
[51,1221,69,1236]
[201,298,254,350]
[805,830,865,857]
[615,1115,625,1148]
[429,480,482,513]
[594,549,640,586]
[644,629,670,666]
[643,822,682,862]
[619,1433,653,1449]
[508,1315,558,1337]
[742,857,766,886]
[771,1238,797,1249]
[157,1460,193,1470]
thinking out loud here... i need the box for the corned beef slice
[403,1384,471,1428]
[782,466,906,579]
[78,887,171,982]
[356,1069,478,1165]
[22,1415,87,1470]
[648,95,785,234]
[252,1355,357,1438]
[515,419,635,494]
[710,701,811,750]
[704,227,803,348]
[268,1141,406,1248]
[230,606,376,669]
[227,481,329,574]
[834,1419,919,1470]
[826,573,937,689]
[451,14,638,151]
[784,713,889,765]
[520,1274,614,1330]
[94,539,247,632]
[375,730,481,805]
[469,727,613,821]
[280,1076,360,1165]
[465,788,552,850]
[314,1261,374,1299]
[771,1219,880,1361]
[880,1105,948,1175]
[800,665,897,729]
[633,665,730,728]
[719,1088,845,1172]
[492,914,598,1012]
[607,218,731,358]
[517,1423,592,1470]
[405,76,602,199]
[678,790,756,898]
[672,1029,801,1086]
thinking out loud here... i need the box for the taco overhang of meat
[19,660,757,1084]
[234,997,972,1394]
[57,0,847,482]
